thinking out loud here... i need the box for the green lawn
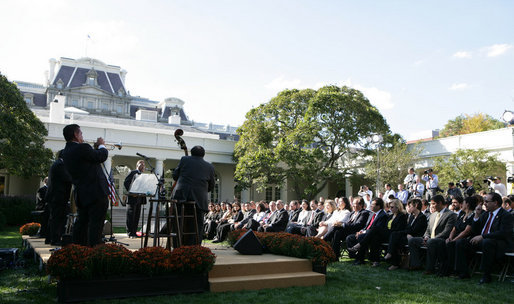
[0,226,512,304]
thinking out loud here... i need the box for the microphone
[136,152,149,159]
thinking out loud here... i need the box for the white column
[241,189,250,203]
[345,176,352,198]
[103,155,113,178]
[155,159,164,178]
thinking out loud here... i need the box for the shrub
[0,210,6,231]
[169,245,216,273]
[46,244,93,279]
[133,246,174,276]
[19,222,41,236]
[0,196,35,225]
[89,244,135,277]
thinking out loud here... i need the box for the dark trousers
[48,200,68,244]
[347,231,382,263]
[426,237,446,271]
[73,196,108,247]
[216,222,232,241]
[39,204,50,239]
[330,226,354,258]
[126,201,142,236]
[387,231,408,266]
[455,237,508,276]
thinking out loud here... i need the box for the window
[265,187,273,202]
[101,102,109,111]
[24,97,32,105]
[23,93,33,105]
[88,77,95,86]
[71,99,79,107]
[56,79,64,89]
[274,186,281,200]
[87,101,95,109]
[116,104,123,113]
[210,173,220,203]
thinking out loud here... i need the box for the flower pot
[57,273,208,303]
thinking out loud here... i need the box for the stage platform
[22,234,325,293]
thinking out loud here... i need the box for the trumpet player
[61,124,109,247]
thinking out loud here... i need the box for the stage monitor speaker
[233,230,263,255]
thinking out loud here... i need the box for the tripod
[101,163,128,246]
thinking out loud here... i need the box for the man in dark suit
[455,192,514,284]
[263,200,289,232]
[233,202,256,230]
[346,197,388,266]
[36,177,49,240]
[61,124,109,247]
[324,196,370,259]
[45,150,72,246]
[288,200,301,222]
[124,160,146,238]
[408,194,456,270]
[172,145,215,245]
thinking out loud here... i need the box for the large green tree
[0,73,53,178]
[438,113,504,138]
[432,149,505,191]
[364,136,422,192]
[234,85,390,200]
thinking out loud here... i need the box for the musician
[172,145,215,245]
[124,160,146,238]
[61,124,109,247]
[45,150,72,246]
[35,177,49,240]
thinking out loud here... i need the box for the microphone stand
[101,163,129,246]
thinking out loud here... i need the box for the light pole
[366,134,383,197]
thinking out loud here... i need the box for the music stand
[128,174,159,248]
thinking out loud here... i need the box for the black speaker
[233,230,263,255]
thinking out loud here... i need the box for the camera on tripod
[457,180,468,188]
[483,176,494,186]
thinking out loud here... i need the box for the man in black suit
[124,160,146,238]
[288,200,301,222]
[45,150,72,246]
[455,192,514,284]
[61,124,109,247]
[36,177,49,240]
[233,202,256,230]
[346,197,388,266]
[408,194,456,270]
[263,200,289,232]
[324,196,370,259]
[172,145,215,245]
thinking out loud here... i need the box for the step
[209,258,312,278]
[209,271,325,292]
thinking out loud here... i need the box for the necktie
[482,213,494,235]
[431,211,441,238]
[366,213,376,230]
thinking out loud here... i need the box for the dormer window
[85,68,98,87]
[24,93,33,105]
[117,87,125,97]
[56,79,64,90]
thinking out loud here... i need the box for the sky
[0,0,513,140]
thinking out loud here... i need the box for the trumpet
[91,141,123,150]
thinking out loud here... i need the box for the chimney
[168,114,181,125]
[120,69,127,84]
[432,129,440,138]
[50,93,66,123]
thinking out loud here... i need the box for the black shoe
[478,275,491,285]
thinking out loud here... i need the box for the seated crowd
[202,171,514,285]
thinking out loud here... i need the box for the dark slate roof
[107,72,124,93]
[161,107,171,119]
[96,71,112,93]
[52,65,74,86]
[69,68,88,88]
[179,108,188,121]
[33,93,47,107]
